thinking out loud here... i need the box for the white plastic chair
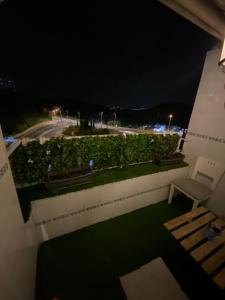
[168,157,225,210]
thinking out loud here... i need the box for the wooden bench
[164,207,225,289]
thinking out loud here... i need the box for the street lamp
[58,107,63,128]
[59,107,63,119]
[168,114,173,131]
[100,112,103,128]
[113,112,117,127]
[77,112,80,127]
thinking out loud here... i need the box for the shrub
[107,120,121,127]
[153,134,180,160]
[63,125,111,136]
[10,134,179,184]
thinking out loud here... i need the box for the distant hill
[147,102,193,127]
[46,98,109,118]
[0,90,193,134]
[115,102,193,128]
[0,91,49,135]
[49,100,192,127]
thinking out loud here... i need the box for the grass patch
[14,114,51,134]
[63,125,119,136]
[1,113,51,136]
[93,161,188,186]
[36,196,225,300]
[17,161,188,203]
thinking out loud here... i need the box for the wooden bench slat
[213,267,225,289]
[172,212,215,240]
[164,206,208,231]
[181,227,206,250]
[165,209,225,289]
[202,245,225,274]
[181,218,225,251]
[191,229,225,262]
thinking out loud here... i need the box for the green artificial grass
[36,196,225,300]
[17,161,188,203]
[93,161,188,186]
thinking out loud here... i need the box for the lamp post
[168,114,173,131]
[77,112,80,127]
[59,107,63,128]
[100,112,103,128]
[113,112,117,127]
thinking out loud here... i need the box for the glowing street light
[77,112,80,126]
[51,106,63,125]
[168,114,173,131]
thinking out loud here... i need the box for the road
[18,118,138,139]
[95,123,138,134]
[19,118,165,140]
[20,119,75,139]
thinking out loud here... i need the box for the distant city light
[153,125,166,132]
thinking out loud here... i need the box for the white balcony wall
[31,165,189,241]
[184,49,225,215]
[0,127,41,300]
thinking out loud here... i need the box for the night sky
[0,0,217,108]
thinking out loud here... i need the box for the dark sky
[0,0,217,108]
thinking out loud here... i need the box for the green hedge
[10,134,179,184]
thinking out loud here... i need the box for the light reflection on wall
[220,39,225,67]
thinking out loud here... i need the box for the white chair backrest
[191,157,225,190]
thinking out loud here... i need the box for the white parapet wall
[184,48,225,215]
[0,126,41,300]
[32,165,189,241]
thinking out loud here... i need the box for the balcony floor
[36,196,225,300]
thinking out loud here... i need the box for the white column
[220,39,225,67]
[0,126,39,300]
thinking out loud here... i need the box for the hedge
[10,134,179,184]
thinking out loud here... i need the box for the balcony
[36,196,225,300]
[0,1,225,300]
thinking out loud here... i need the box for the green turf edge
[35,196,225,300]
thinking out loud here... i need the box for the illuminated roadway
[19,119,75,139]
[18,118,139,139]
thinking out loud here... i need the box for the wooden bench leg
[168,184,174,205]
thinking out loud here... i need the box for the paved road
[20,118,137,139]
[19,116,157,140]
[21,124,57,138]
[95,122,138,134]
[20,119,74,139]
